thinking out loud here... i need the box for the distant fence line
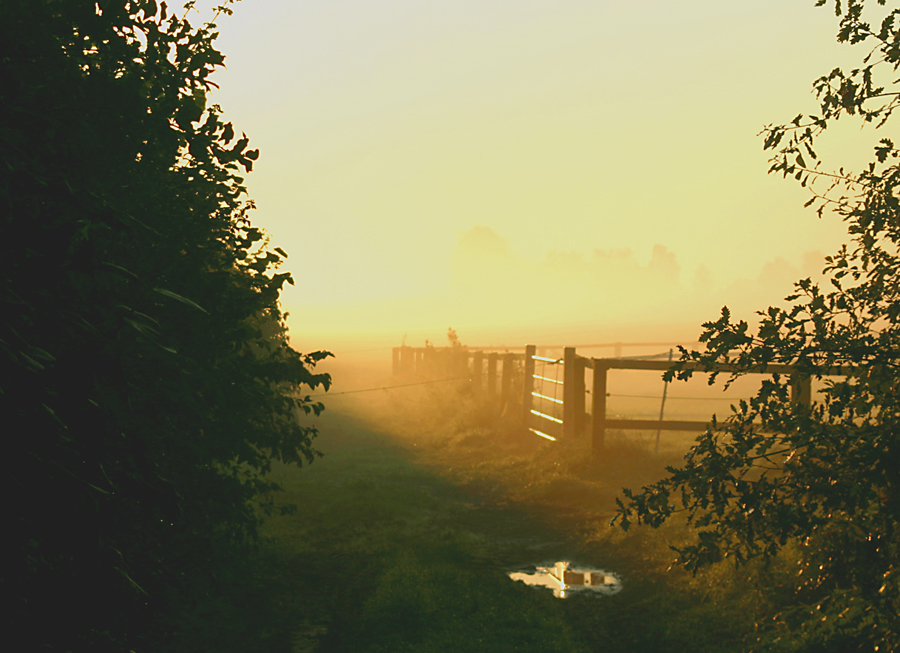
[390,342,684,378]
[391,343,834,456]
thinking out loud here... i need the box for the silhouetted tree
[1,1,330,650]
[616,1,900,650]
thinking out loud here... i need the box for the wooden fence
[392,343,833,456]
[584,356,815,454]
[391,345,525,409]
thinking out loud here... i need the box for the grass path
[252,394,761,652]
[260,409,592,652]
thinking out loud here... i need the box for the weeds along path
[260,406,589,652]
[257,389,760,653]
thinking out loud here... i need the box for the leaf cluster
[1,1,330,650]
[615,1,900,649]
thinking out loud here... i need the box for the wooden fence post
[472,351,484,392]
[400,346,414,375]
[574,356,586,436]
[501,352,514,408]
[487,353,498,397]
[423,346,435,378]
[523,345,536,427]
[563,347,576,438]
[656,348,673,454]
[790,374,812,406]
[591,360,609,457]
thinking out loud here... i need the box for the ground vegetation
[256,379,764,652]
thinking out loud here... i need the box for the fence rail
[391,343,847,457]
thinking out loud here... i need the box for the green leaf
[153,287,209,313]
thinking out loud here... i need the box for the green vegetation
[2,1,328,650]
[10,0,896,650]
[616,1,900,650]
[260,412,585,653]
[248,382,787,652]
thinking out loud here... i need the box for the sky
[198,0,875,355]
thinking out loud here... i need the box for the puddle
[508,561,622,599]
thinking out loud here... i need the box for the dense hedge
[0,1,330,650]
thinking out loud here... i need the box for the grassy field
[224,376,786,653]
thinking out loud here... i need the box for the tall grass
[247,374,803,652]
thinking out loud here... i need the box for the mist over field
[13,0,900,649]
[289,224,829,364]
[202,0,854,365]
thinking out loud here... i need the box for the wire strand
[306,375,478,397]
[609,393,747,401]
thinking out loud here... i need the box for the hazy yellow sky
[202,0,871,353]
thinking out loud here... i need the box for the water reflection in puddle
[508,561,622,599]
